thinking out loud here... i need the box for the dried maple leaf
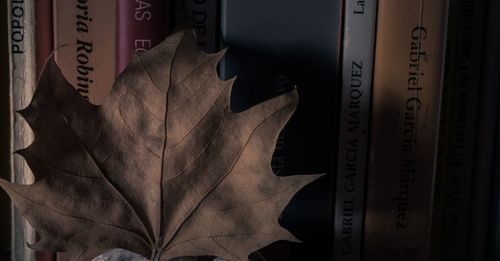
[0,31,320,261]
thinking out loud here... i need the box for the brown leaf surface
[0,31,320,261]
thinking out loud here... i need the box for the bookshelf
[1,0,500,260]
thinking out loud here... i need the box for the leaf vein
[171,53,216,90]
[166,116,224,182]
[167,85,226,150]
[137,53,166,94]
[118,90,162,159]
[53,99,155,245]
[6,186,150,247]
[162,97,296,249]
[167,72,214,115]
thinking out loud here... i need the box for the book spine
[0,0,11,259]
[363,0,448,260]
[488,86,500,261]
[333,0,377,260]
[485,1,500,260]
[220,0,342,259]
[474,0,500,260]
[34,1,55,261]
[438,0,486,259]
[53,0,117,105]
[185,0,219,53]
[7,0,37,261]
[171,0,188,31]
[35,0,53,79]
[429,13,455,259]
[53,1,116,259]
[116,0,171,76]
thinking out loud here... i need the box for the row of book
[338,0,500,260]
[2,0,500,260]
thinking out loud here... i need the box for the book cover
[363,0,448,260]
[333,0,377,260]
[185,0,219,53]
[53,0,116,106]
[116,0,171,75]
[220,1,342,260]
[7,0,38,260]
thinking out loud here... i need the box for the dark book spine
[362,0,448,260]
[116,0,171,75]
[220,1,342,260]
[477,0,500,260]
[35,0,52,78]
[471,22,498,260]
[488,85,500,261]
[0,0,11,260]
[437,0,486,259]
[429,11,455,259]
[35,2,54,261]
[185,0,219,53]
[333,0,377,260]
[466,0,500,259]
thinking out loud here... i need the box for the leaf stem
[151,236,163,261]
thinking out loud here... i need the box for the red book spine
[35,0,53,79]
[116,0,171,75]
[35,0,55,260]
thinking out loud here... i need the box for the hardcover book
[473,0,500,259]
[1,0,11,259]
[35,0,52,78]
[437,0,486,259]
[7,0,37,260]
[489,72,500,260]
[53,1,116,259]
[220,0,342,260]
[363,0,448,260]
[34,2,55,261]
[333,0,377,260]
[185,0,219,53]
[53,0,116,105]
[116,0,171,75]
